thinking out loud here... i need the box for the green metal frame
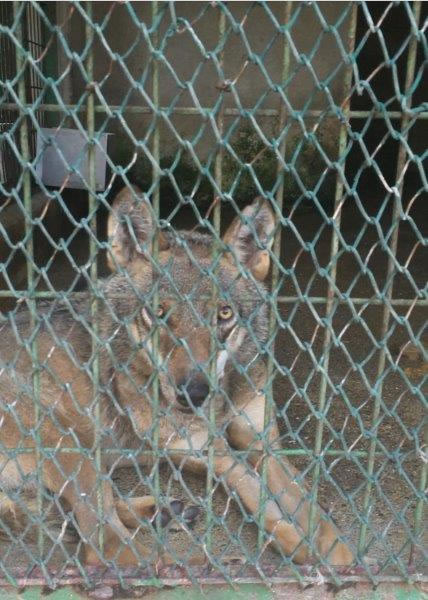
[0,0,426,594]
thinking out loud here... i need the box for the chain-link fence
[0,0,426,593]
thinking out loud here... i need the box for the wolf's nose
[177,377,210,408]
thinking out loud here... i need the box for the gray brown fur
[0,186,353,566]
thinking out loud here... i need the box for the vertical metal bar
[259,0,293,554]
[32,6,44,128]
[56,2,72,128]
[85,0,104,556]
[150,0,162,560]
[41,1,59,126]
[205,4,226,559]
[412,425,427,564]
[0,2,16,185]
[213,11,225,236]
[308,3,358,557]
[357,0,422,558]
[13,0,45,566]
[26,4,39,154]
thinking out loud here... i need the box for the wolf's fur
[0,186,353,566]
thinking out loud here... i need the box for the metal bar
[308,3,359,561]
[13,0,45,569]
[0,567,425,588]
[406,1,427,566]
[205,4,226,561]
[411,425,427,565]
[55,2,72,128]
[39,1,59,127]
[150,0,163,566]
[0,290,426,306]
[258,0,293,556]
[276,296,427,306]
[0,447,411,458]
[85,0,104,558]
[357,0,423,559]
[2,102,427,120]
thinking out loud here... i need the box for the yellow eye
[218,305,233,321]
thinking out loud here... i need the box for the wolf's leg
[226,396,354,565]
[115,496,158,528]
[168,434,311,563]
[42,452,151,565]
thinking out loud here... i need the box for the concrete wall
[60,2,352,160]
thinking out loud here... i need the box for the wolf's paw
[115,495,200,531]
[158,500,200,529]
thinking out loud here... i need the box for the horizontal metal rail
[0,565,426,588]
[0,289,425,306]
[0,447,420,459]
[1,102,428,120]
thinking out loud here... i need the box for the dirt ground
[0,197,426,580]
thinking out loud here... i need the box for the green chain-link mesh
[0,0,426,591]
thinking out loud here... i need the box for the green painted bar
[0,289,425,306]
[85,0,104,561]
[204,4,227,560]
[357,0,423,559]
[1,583,426,600]
[0,446,411,458]
[1,102,428,120]
[150,0,163,564]
[308,2,358,564]
[258,0,294,559]
[13,0,45,569]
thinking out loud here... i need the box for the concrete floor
[0,198,426,580]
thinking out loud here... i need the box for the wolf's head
[103,186,275,413]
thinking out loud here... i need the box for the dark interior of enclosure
[348,2,427,203]
[0,0,426,584]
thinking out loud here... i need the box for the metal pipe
[149,0,163,565]
[2,102,427,120]
[308,2,358,561]
[258,0,293,558]
[0,290,426,306]
[357,0,423,559]
[85,0,104,557]
[13,0,45,566]
[0,446,415,459]
[204,4,226,561]
[0,567,424,588]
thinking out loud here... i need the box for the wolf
[0,185,353,567]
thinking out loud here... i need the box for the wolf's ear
[107,185,168,270]
[222,198,275,281]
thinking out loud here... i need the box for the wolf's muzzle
[176,373,210,408]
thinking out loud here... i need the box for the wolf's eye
[218,305,233,321]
